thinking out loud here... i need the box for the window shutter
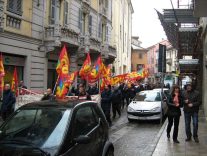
[106,26,108,42]
[16,0,22,13]
[88,15,92,35]
[98,20,102,38]
[50,0,56,24]
[78,9,82,33]
[64,1,69,25]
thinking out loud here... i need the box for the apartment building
[111,0,133,75]
[0,0,116,90]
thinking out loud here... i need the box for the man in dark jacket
[41,88,54,101]
[1,84,16,121]
[101,85,112,126]
[87,83,99,95]
[111,86,122,118]
[183,83,200,143]
[129,84,136,102]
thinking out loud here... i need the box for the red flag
[88,56,103,82]
[11,67,18,96]
[0,53,5,96]
[79,53,91,78]
[56,45,70,76]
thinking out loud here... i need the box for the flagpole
[53,75,60,95]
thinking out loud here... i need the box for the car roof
[20,99,96,109]
[153,88,169,91]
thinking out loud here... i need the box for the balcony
[109,45,117,58]
[0,0,4,32]
[101,42,109,59]
[89,37,101,52]
[44,25,79,51]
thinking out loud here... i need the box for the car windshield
[133,91,161,102]
[0,108,71,155]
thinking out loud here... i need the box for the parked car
[0,100,114,156]
[127,90,168,122]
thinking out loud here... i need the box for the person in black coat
[129,84,136,102]
[166,85,183,143]
[76,86,91,100]
[87,83,99,95]
[101,85,112,126]
[111,86,122,118]
[1,84,16,121]
[41,88,54,101]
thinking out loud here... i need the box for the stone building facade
[0,0,116,91]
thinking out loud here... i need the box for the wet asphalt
[109,108,163,156]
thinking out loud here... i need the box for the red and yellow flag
[79,53,91,79]
[56,45,70,76]
[11,67,18,96]
[55,45,70,98]
[88,56,103,82]
[0,53,5,95]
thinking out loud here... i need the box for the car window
[0,108,71,155]
[73,106,98,138]
[134,91,161,102]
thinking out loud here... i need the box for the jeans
[184,112,198,138]
[167,116,180,140]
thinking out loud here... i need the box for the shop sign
[3,56,25,66]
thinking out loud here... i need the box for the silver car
[127,90,168,122]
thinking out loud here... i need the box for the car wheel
[128,118,134,122]
[106,148,114,156]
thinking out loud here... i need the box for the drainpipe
[42,0,46,45]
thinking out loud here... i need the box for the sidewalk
[152,111,207,156]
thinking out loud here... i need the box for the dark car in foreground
[0,100,114,156]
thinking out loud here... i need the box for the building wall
[147,40,174,76]
[3,0,33,37]
[201,17,207,117]
[0,0,116,91]
[112,0,133,75]
[131,49,147,71]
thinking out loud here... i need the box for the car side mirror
[74,135,91,144]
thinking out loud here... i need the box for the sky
[131,0,178,48]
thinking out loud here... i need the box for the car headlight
[128,106,135,112]
[150,107,161,112]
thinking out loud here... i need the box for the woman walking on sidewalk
[166,85,183,143]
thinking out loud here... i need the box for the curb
[149,119,168,155]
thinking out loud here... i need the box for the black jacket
[1,90,16,112]
[183,90,200,113]
[101,90,112,111]
[111,89,122,104]
[87,87,99,95]
[167,94,183,116]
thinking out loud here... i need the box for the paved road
[109,108,163,156]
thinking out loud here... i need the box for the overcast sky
[131,0,178,48]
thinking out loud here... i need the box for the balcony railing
[6,15,21,29]
[0,0,4,31]
[45,25,79,46]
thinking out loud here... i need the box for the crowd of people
[0,79,201,144]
